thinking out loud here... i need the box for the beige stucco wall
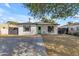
[0,24,8,35]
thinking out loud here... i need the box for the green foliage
[23,3,79,19]
[7,21,18,24]
[41,17,56,24]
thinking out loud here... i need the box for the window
[71,28,73,31]
[48,26,54,32]
[23,25,31,32]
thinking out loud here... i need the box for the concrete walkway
[0,37,47,56]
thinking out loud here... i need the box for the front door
[37,26,41,34]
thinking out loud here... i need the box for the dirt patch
[42,34,79,56]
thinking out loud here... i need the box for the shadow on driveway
[0,37,47,56]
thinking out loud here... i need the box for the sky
[0,3,79,26]
[0,3,39,23]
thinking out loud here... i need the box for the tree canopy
[41,17,56,24]
[23,3,79,19]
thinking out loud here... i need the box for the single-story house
[17,22,59,35]
[0,22,59,35]
[67,23,79,34]
[58,23,79,34]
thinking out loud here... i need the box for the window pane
[23,26,31,31]
[48,26,54,32]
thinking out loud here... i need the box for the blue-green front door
[37,26,41,34]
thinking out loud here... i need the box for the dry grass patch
[42,34,79,56]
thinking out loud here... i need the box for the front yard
[0,34,79,56]
[42,34,79,56]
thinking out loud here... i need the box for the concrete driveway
[0,37,47,56]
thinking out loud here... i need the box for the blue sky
[0,3,79,26]
[0,3,38,23]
